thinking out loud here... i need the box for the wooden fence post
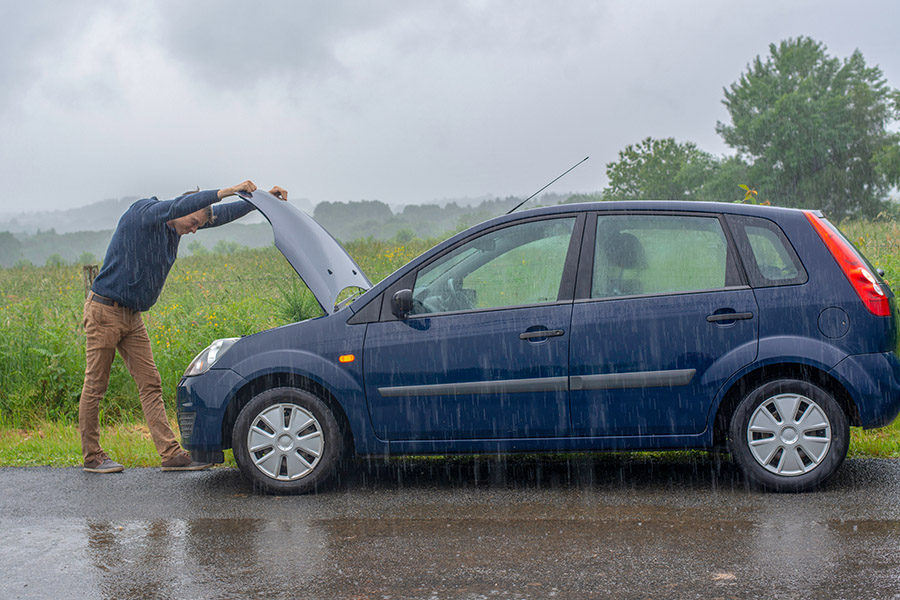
[82,264,99,298]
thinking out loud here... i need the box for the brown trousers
[79,294,181,463]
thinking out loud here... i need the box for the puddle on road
[4,512,900,599]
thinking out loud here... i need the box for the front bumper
[176,367,248,462]
[829,352,900,429]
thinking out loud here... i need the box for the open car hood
[237,190,372,313]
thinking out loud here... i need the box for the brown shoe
[84,457,125,473]
[161,451,213,472]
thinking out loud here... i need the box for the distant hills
[0,197,136,235]
[0,191,590,267]
[0,195,292,235]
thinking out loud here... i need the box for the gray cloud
[1,1,899,213]
[0,2,99,111]
[155,1,412,87]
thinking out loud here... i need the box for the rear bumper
[830,352,900,429]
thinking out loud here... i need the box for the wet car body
[177,192,900,493]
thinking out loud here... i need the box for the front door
[364,216,580,440]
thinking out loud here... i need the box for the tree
[187,240,209,256]
[694,156,752,204]
[562,192,605,204]
[604,137,719,200]
[717,37,900,220]
[0,231,22,268]
[392,228,416,244]
[45,254,67,267]
[213,240,245,254]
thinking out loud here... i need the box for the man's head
[167,206,213,235]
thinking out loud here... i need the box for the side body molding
[379,370,697,397]
[571,369,696,390]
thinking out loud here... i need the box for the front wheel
[729,379,849,492]
[233,387,344,495]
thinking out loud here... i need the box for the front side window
[411,217,576,315]
[592,214,736,298]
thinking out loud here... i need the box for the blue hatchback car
[177,191,900,493]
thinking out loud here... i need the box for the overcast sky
[1,0,899,213]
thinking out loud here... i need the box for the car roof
[423,200,818,261]
[508,199,817,220]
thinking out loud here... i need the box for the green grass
[0,418,237,467]
[0,420,895,467]
[847,420,900,458]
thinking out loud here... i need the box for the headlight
[184,337,239,377]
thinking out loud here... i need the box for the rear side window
[726,215,807,287]
[592,214,740,298]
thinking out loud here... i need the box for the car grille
[178,412,196,441]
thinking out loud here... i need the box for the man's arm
[138,189,219,224]
[138,180,259,225]
[206,200,255,228]
[204,186,289,229]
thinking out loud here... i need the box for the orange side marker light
[339,354,355,363]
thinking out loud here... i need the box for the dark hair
[180,188,215,225]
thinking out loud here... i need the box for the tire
[233,387,344,495]
[728,378,849,492]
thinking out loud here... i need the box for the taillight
[804,211,890,317]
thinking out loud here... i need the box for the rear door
[569,212,759,437]
[364,215,582,440]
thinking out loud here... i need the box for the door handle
[519,329,565,340]
[706,312,754,323]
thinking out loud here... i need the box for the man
[80,180,287,473]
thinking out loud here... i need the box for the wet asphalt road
[3,455,900,600]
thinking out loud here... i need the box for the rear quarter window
[726,215,808,287]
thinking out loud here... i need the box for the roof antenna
[506,156,590,215]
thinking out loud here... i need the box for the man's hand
[268,186,288,201]
[218,180,257,200]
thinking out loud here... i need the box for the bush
[45,254,67,267]
[213,240,246,255]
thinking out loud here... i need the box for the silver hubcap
[746,393,832,476]
[247,403,324,481]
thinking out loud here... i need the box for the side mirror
[391,289,414,319]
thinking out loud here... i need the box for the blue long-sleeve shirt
[91,189,255,311]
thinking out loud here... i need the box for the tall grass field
[1,219,899,462]
[0,237,431,429]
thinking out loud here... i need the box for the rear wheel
[729,379,849,492]
[233,387,343,495]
